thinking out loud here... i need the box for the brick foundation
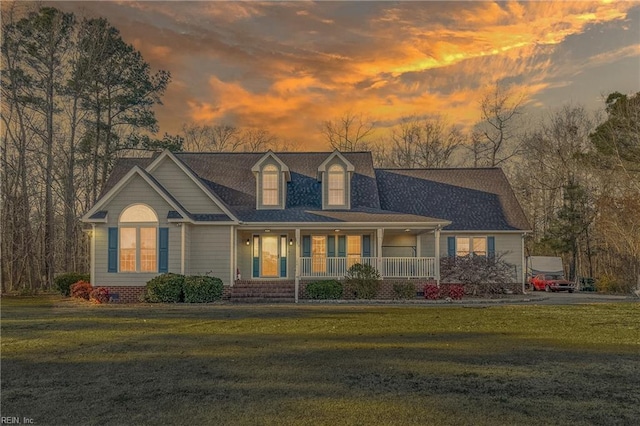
[102,286,146,303]
[103,285,235,303]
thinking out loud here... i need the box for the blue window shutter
[302,236,311,257]
[108,227,118,272]
[338,236,346,257]
[280,256,287,277]
[362,235,371,257]
[487,236,495,258]
[327,236,335,258]
[447,236,456,257]
[158,228,169,273]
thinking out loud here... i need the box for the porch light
[405,228,411,232]
[245,239,250,245]
[289,239,294,246]
[334,229,340,233]
[265,229,271,233]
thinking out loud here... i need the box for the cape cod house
[81,150,531,302]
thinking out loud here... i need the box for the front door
[261,235,279,277]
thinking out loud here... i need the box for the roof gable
[81,166,190,222]
[146,150,238,221]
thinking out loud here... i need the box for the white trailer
[526,256,564,279]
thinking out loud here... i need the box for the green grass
[1,296,639,425]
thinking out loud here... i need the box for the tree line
[2,6,638,293]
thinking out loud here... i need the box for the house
[81,150,531,302]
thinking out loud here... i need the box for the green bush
[55,272,90,296]
[183,275,224,303]
[392,282,416,300]
[144,273,185,303]
[306,280,343,299]
[345,263,381,299]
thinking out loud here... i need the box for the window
[347,235,361,266]
[312,236,326,273]
[328,164,345,206]
[119,204,157,272]
[262,164,279,206]
[456,236,487,257]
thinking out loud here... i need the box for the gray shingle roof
[96,152,529,231]
[375,168,530,231]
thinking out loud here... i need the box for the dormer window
[318,150,354,210]
[328,164,345,206]
[251,151,290,210]
[262,164,279,206]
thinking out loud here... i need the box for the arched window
[262,164,279,206]
[119,204,158,272]
[328,164,345,206]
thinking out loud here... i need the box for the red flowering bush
[424,284,441,300]
[90,287,110,304]
[70,280,93,300]
[447,284,465,300]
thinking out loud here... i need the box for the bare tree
[389,116,462,168]
[321,111,375,151]
[181,123,242,152]
[467,83,525,167]
[241,128,278,152]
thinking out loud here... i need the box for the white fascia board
[237,221,449,230]
[146,150,239,222]
[440,230,531,234]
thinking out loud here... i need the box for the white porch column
[434,227,441,285]
[90,224,96,286]
[180,224,186,275]
[376,228,384,277]
[521,233,526,294]
[295,228,301,303]
[229,226,235,286]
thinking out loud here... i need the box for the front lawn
[1,296,638,425]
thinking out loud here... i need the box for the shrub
[71,281,93,300]
[392,282,416,300]
[144,273,185,303]
[424,284,441,300]
[183,275,224,303]
[596,274,632,294]
[344,263,381,299]
[55,272,90,296]
[440,254,515,295]
[446,284,465,300]
[306,280,343,299]
[90,287,110,304]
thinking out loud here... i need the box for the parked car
[530,274,575,292]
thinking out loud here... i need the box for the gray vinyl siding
[151,157,223,214]
[189,226,232,285]
[433,232,524,281]
[93,175,182,287]
[382,234,417,257]
[236,231,295,279]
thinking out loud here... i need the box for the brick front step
[229,297,295,303]
[230,280,295,303]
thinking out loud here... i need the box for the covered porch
[234,226,444,283]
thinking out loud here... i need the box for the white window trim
[456,236,487,257]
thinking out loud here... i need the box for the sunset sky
[48,1,640,149]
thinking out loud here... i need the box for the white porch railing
[299,257,436,279]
